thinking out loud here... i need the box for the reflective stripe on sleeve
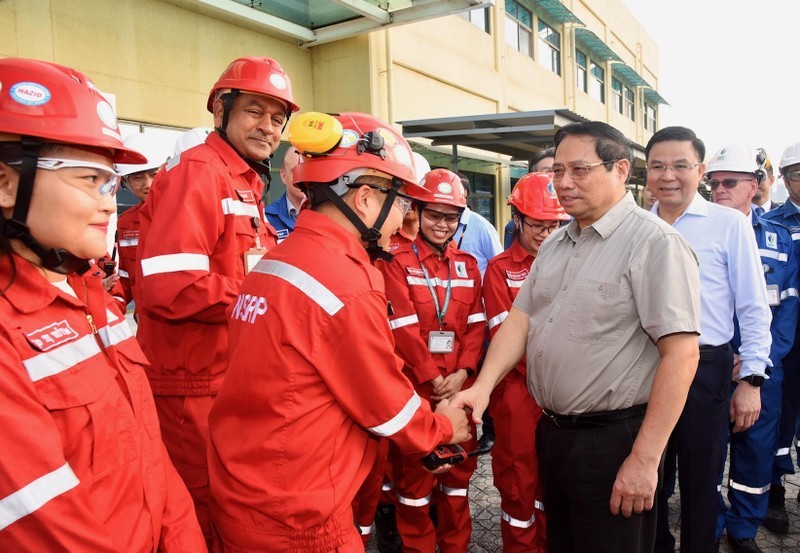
[0,463,79,531]
[141,253,210,276]
[501,509,535,529]
[437,483,467,497]
[389,314,419,330]
[358,525,373,536]
[782,288,799,299]
[23,335,102,382]
[775,447,791,457]
[759,249,788,262]
[117,269,129,278]
[729,480,770,495]
[488,311,508,330]
[221,198,261,218]
[118,238,138,247]
[368,392,421,437]
[467,312,486,324]
[381,482,396,492]
[252,260,344,316]
[405,276,474,288]
[534,500,545,510]
[791,232,800,241]
[397,493,431,507]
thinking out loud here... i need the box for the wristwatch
[740,374,765,387]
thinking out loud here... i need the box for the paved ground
[367,449,800,552]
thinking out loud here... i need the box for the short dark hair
[528,147,555,173]
[554,122,634,180]
[644,126,705,162]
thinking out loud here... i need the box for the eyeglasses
[707,177,754,191]
[551,160,620,183]
[520,219,560,235]
[369,185,414,215]
[11,158,122,198]
[783,169,800,182]
[646,162,701,175]
[422,208,461,225]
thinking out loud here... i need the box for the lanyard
[412,243,452,330]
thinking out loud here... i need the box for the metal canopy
[191,0,499,46]
[574,28,622,62]
[611,63,650,88]
[644,88,669,106]
[399,109,589,161]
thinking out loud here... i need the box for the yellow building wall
[0,0,314,128]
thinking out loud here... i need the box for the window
[505,0,532,57]
[461,170,496,225]
[576,50,587,93]
[589,61,605,103]
[624,87,635,121]
[537,20,561,75]
[645,103,657,131]
[460,7,490,33]
[612,78,623,114]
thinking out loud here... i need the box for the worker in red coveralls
[377,168,487,553]
[207,111,471,553]
[135,56,297,546]
[483,172,568,552]
[0,57,204,552]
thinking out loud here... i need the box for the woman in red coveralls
[482,171,568,553]
[378,168,487,553]
[0,58,204,552]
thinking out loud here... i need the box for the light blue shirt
[453,207,502,276]
[653,193,772,377]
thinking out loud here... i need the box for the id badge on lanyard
[244,216,267,274]
[412,244,456,354]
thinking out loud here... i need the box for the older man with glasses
[645,129,772,553]
[452,121,701,553]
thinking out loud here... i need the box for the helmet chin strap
[2,137,91,275]
[312,180,400,262]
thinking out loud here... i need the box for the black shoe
[763,484,789,534]
[728,537,763,553]
[374,503,402,553]
[476,430,495,453]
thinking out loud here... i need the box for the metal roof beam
[330,0,391,24]
[192,0,316,41]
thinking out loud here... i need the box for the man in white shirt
[646,127,772,553]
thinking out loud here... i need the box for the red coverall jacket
[116,201,142,308]
[135,132,277,396]
[208,211,454,553]
[0,254,204,552]
[378,238,486,390]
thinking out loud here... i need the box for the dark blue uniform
[717,211,799,539]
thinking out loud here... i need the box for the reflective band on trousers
[397,493,432,507]
[0,463,79,531]
[368,393,421,437]
[729,480,771,495]
[501,510,535,529]
[437,483,467,497]
[488,311,508,330]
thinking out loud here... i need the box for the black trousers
[536,409,657,553]
[655,343,733,553]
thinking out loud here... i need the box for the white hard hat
[115,133,171,177]
[706,143,768,180]
[411,152,431,184]
[779,142,800,171]
[173,127,212,157]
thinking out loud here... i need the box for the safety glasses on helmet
[11,158,122,198]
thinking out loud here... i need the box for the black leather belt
[542,403,648,429]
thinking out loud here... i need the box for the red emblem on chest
[236,189,256,203]
[406,267,425,277]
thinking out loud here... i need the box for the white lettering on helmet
[231,293,268,324]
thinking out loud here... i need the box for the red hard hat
[206,57,299,114]
[509,172,569,221]
[0,58,146,163]
[290,112,420,190]
[410,168,467,209]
